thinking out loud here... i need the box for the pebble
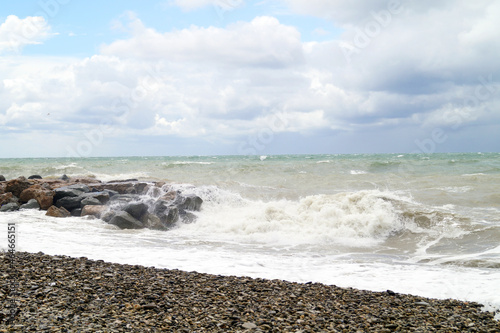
[1,251,499,332]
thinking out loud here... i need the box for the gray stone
[54,187,85,201]
[20,199,40,210]
[141,213,165,230]
[0,175,5,181]
[0,202,20,212]
[71,208,82,217]
[28,175,42,180]
[55,196,84,211]
[175,194,203,212]
[60,174,69,181]
[123,202,149,220]
[80,197,102,207]
[81,191,110,204]
[108,211,144,229]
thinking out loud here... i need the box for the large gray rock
[80,197,102,207]
[153,200,179,227]
[0,202,20,212]
[175,194,203,212]
[124,202,149,220]
[54,187,85,201]
[20,199,40,210]
[81,191,110,204]
[108,211,144,229]
[0,175,5,181]
[46,205,70,218]
[55,196,84,211]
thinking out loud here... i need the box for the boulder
[80,191,110,204]
[60,174,70,181]
[141,213,165,230]
[28,175,42,180]
[90,181,148,195]
[0,192,15,206]
[5,177,33,197]
[160,191,177,202]
[46,205,71,218]
[0,202,20,212]
[71,208,82,217]
[54,187,85,202]
[175,194,203,212]
[153,201,179,227]
[20,199,40,210]
[55,196,84,211]
[80,197,102,207]
[0,175,6,181]
[19,185,55,210]
[108,211,144,229]
[109,194,140,204]
[123,202,149,220]
[81,205,108,218]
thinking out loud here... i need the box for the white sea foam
[350,170,367,175]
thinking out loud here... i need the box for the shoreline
[1,251,499,332]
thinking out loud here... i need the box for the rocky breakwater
[0,175,203,230]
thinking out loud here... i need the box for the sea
[1,153,499,316]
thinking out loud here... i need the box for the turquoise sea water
[1,153,500,314]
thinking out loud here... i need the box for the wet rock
[81,191,110,204]
[19,184,55,210]
[56,196,84,211]
[0,202,19,212]
[109,211,145,229]
[54,187,86,202]
[5,176,33,197]
[0,192,15,206]
[46,205,71,218]
[28,175,43,179]
[20,199,40,210]
[90,181,148,195]
[81,205,108,218]
[141,213,164,230]
[0,175,5,181]
[80,197,102,207]
[60,174,69,181]
[175,194,203,212]
[124,202,149,220]
[71,208,82,217]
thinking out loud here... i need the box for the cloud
[102,15,304,68]
[0,15,53,53]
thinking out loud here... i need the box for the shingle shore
[1,252,499,332]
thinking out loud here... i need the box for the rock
[46,205,71,218]
[19,184,55,210]
[0,175,5,181]
[90,181,149,195]
[0,202,20,212]
[71,208,82,217]
[28,175,43,180]
[56,196,84,211]
[5,177,33,197]
[123,202,149,220]
[81,205,108,218]
[153,201,179,227]
[108,211,144,229]
[20,199,40,210]
[109,194,140,204]
[141,213,165,230]
[0,192,15,206]
[54,187,85,202]
[81,191,110,204]
[175,194,203,212]
[80,197,102,207]
[160,191,177,202]
[242,322,257,329]
[60,174,69,181]
[101,210,116,222]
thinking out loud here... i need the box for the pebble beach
[1,251,499,332]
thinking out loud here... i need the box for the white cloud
[101,15,304,68]
[0,15,53,53]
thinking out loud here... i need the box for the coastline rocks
[81,205,108,218]
[5,177,33,197]
[19,184,55,210]
[0,175,204,231]
[28,174,42,179]
[20,199,41,210]
[109,211,145,229]
[0,175,5,181]
[46,205,71,218]
[0,202,19,212]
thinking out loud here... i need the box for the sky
[0,0,499,158]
